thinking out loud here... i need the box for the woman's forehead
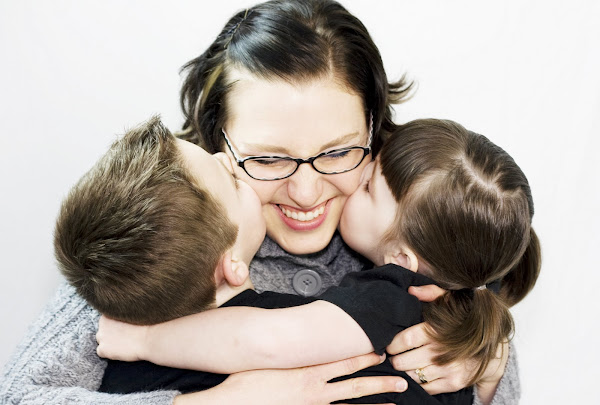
[224,74,367,154]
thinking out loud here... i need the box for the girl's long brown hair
[380,119,541,384]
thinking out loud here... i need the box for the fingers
[318,353,407,403]
[415,378,459,396]
[386,323,432,355]
[405,364,439,385]
[405,362,473,395]
[389,344,437,371]
[320,353,385,381]
[407,284,446,302]
[325,376,407,402]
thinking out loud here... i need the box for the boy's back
[100,266,474,404]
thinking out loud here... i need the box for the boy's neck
[215,276,254,307]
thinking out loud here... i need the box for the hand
[475,341,510,405]
[388,285,472,394]
[174,353,407,405]
[96,315,148,361]
[388,285,507,396]
[386,323,476,395]
[407,284,446,302]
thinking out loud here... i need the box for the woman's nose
[286,163,324,208]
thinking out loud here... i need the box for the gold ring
[415,367,428,384]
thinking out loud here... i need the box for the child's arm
[97,300,374,374]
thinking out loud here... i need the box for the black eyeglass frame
[221,121,373,181]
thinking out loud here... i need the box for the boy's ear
[384,245,419,272]
[214,251,231,285]
[216,250,249,287]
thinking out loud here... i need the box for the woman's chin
[273,234,334,255]
[265,220,338,255]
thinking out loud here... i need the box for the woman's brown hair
[380,119,541,384]
[178,0,413,156]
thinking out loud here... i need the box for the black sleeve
[318,264,435,354]
[99,359,227,394]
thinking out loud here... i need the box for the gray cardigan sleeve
[472,342,521,405]
[0,283,179,405]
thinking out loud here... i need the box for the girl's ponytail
[423,287,514,385]
[423,229,540,384]
[380,119,541,384]
[501,228,541,307]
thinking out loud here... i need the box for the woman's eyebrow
[244,131,361,155]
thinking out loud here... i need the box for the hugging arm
[97,300,374,373]
[97,267,426,374]
[175,353,407,405]
[2,284,406,404]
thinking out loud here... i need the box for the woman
[178,0,516,402]
[0,1,515,403]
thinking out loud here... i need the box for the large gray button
[292,269,323,297]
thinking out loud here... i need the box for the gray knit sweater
[0,233,519,404]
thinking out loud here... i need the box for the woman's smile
[275,200,331,231]
[225,73,370,254]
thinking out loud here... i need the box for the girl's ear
[383,245,420,272]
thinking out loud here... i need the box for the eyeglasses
[221,118,373,181]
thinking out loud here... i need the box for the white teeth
[282,206,325,222]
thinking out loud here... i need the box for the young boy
[55,117,476,404]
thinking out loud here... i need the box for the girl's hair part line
[379,119,541,383]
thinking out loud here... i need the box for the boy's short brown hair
[54,116,238,324]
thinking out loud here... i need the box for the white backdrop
[1,1,598,403]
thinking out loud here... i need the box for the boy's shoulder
[317,264,433,354]
[221,288,316,310]
[335,263,435,290]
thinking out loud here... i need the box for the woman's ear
[214,152,234,173]
[383,245,419,272]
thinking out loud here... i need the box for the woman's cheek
[337,159,371,196]
[245,178,282,205]
[329,172,361,199]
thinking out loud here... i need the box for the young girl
[340,118,540,384]
[97,119,540,402]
